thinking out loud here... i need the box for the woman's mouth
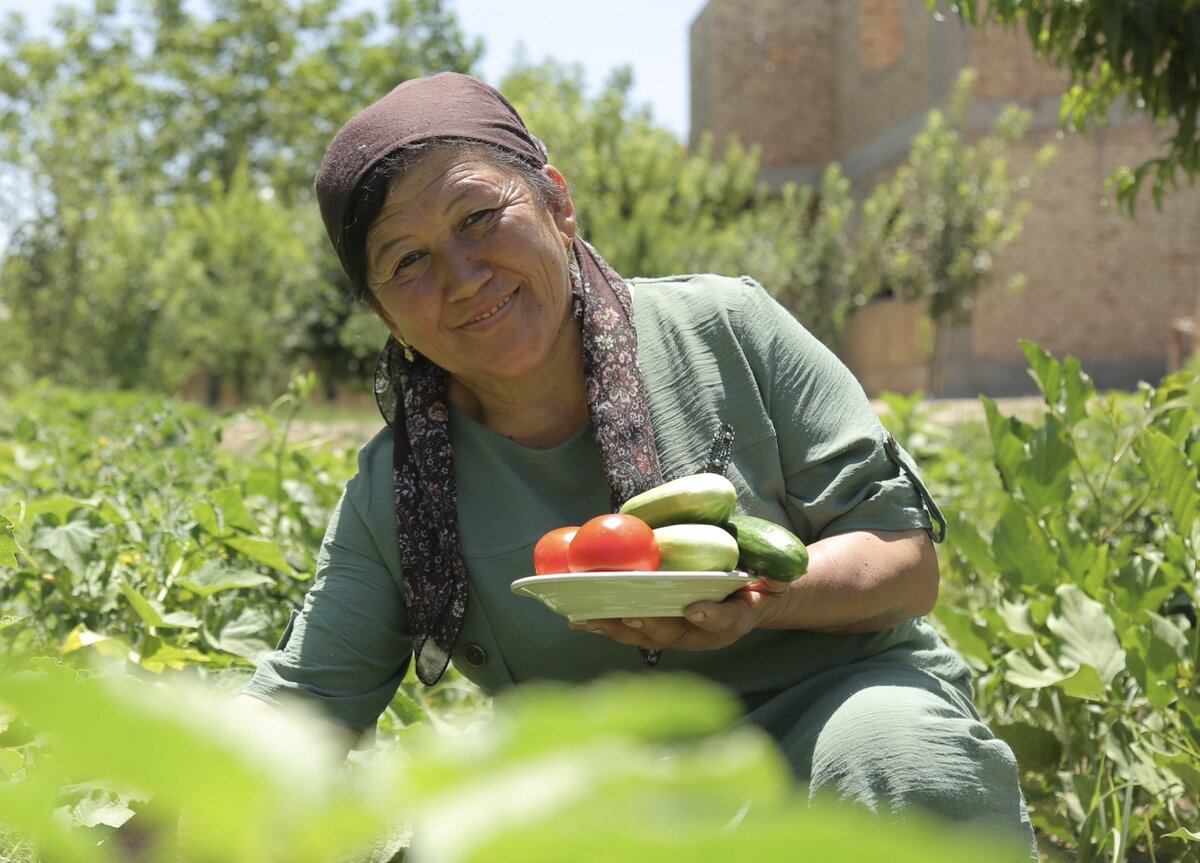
[463,290,516,326]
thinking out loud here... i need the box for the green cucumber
[619,473,737,528]
[724,515,808,582]
[653,523,740,572]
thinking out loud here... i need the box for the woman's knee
[806,682,1033,852]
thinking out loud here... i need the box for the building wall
[970,123,1200,393]
[689,0,1200,396]
[834,1,940,157]
[689,0,838,166]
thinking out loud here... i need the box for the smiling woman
[238,71,1037,858]
[361,147,582,422]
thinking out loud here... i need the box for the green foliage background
[938,0,1200,212]
[1,355,1197,861]
[1,0,1044,397]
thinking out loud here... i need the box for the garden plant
[1,344,1197,861]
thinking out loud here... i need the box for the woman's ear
[542,164,576,243]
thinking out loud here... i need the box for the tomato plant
[567,514,659,573]
[533,526,579,575]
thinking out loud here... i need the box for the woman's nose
[440,245,491,301]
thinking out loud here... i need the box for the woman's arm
[569,527,938,651]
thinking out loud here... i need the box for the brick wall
[970,123,1200,391]
[835,0,942,156]
[968,19,1071,104]
[689,0,838,165]
[689,0,1200,394]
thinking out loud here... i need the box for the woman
[240,72,1035,853]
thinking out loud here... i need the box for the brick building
[690,0,1200,396]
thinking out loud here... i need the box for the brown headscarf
[315,73,666,685]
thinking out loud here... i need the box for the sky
[2,0,710,138]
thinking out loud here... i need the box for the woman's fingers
[567,581,788,651]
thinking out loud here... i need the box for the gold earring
[398,339,415,363]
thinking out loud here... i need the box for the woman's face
[364,148,578,391]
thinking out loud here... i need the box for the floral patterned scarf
[374,238,665,685]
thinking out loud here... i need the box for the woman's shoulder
[629,272,760,302]
[342,424,395,510]
[629,273,766,328]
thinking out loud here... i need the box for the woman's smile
[460,287,518,328]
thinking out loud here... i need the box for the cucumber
[619,473,737,528]
[653,523,740,572]
[724,515,808,582]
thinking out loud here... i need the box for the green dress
[245,274,1034,853]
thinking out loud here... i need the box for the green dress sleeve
[729,277,946,542]
[241,431,412,731]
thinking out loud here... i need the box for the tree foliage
[856,70,1054,390]
[0,0,479,397]
[503,62,1042,355]
[1,6,1040,396]
[937,0,1200,212]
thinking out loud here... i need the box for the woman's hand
[569,528,939,651]
[568,578,789,651]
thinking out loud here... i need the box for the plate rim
[511,570,753,590]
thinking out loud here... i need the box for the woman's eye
[395,251,424,271]
[462,208,496,229]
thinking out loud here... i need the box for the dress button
[463,643,488,667]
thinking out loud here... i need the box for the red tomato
[533,526,579,575]
[567,513,660,573]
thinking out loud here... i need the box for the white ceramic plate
[510,571,756,623]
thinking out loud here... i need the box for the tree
[935,0,1200,213]
[857,71,1054,393]
[503,61,1043,372]
[0,0,481,392]
[499,60,861,346]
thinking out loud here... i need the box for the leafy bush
[0,660,1036,863]
[891,344,1200,861]
[4,345,1198,861]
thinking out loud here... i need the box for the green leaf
[930,606,992,670]
[388,689,431,727]
[1014,415,1074,513]
[28,495,94,525]
[1134,428,1198,533]
[944,509,996,575]
[993,500,1059,590]
[1055,663,1106,700]
[0,513,20,567]
[993,721,1062,772]
[0,662,355,862]
[59,788,136,829]
[31,518,100,578]
[1163,827,1200,842]
[192,486,259,537]
[982,398,1029,491]
[1125,612,1190,709]
[61,625,130,659]
[206,608,275,662]
[221,536,293,575]
[1020,340,1062,407]
[1061,355,1095,424]
[1002,651,1073,689]
[0,748,23,775]
[1046,584,1126,687]
[139,637,212,672]
[117,581,200,630]
[176,561,273,597]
